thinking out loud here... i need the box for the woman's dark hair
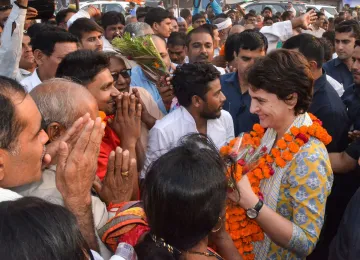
[135,134,227,259]
[247,49,313,115]
[0,197,89,260]
[172,63,220,107]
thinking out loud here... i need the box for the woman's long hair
[135,134,228,259]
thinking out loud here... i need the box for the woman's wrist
[237,186,259,209]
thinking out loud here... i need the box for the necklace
[186,250,217,258]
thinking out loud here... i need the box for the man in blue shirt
[342,40,360,131]
[323,20,360,91]
[220,30,267,135]
[130,35,174,115]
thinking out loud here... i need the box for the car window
[323,7,338,15]
[81,4,100,11]
[264,4,285,14]
[244,4,263,15]
[293,4,306,15]
[103,4,124,14]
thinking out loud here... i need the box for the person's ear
[33,49,46,66]
[191,95,203,108]
[0,149,5,182]
[152,22,160,33]
[46,122,66,142]
[309,60,319,71]
[286,93,298,110]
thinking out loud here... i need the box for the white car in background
[305,4,338,18]
[79,1,129,15]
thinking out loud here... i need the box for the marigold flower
[299,126,308,134]
[276,139,287,150]
[265,154,274,163]
[220,146,231,156]
[282,150,293,161]
[275,157,286,167]
[250,131,257,137]
[284,133,293,142]
[290,126,299,136]
[288,142,300,153]
[253,137,260,147]
[271,148,281,157]
[253,123,265,134]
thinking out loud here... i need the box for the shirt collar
[180,106,197,125]
[334,57,343,67]
[224,72,241,88]
[313,70,327,93]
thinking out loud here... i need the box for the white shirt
[0,4,27,82]
[20,69,42,92]
[0,188,22,203]
[302,25,325,38]
[326,75,345,97]
[140,106,234,178]
[260,20,294,53]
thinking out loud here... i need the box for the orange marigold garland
[222,114,332,259]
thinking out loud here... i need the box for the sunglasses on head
[0,4,12,11]
[111,69,132,81]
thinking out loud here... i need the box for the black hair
[318,38,333,62]
[56,50,109,86]
[335,20,360,38]
[170,16,177,22]
[261,7,272,14]
[248,9,256,15]
[248,49,313,116]
[167,32,186,47]
[185,25,214,47]
[30,30,78,56]
[180,8,191,20]
[68,18,104,41]
[27,23,65,40]
[224,33,240,62]
[355,39,360,48]
[55,8,76,25]
[306,7,315,13]
[144,7,172,27]
[0,197,89,260]
[135,133,227,259]
[322,31,335,45]
[0,76,26,151]
[272,15,281,22]
[234,29,268,55]
[172,63,220,107]
[281,11,293,21]
[316,11,325,19]
[136,6,152,20]
[192,13,206,23]
[214,13,229,19]
[283,33,324,68]
[101,11,125,30]
[244,13,256,20]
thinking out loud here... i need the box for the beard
[200,108,221,120]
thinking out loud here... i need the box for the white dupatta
[252,113,313,259]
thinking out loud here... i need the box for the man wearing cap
[213,17,232,50]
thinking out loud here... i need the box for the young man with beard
[69,18,104,52]
[185,25,225,74]
[220,30,267,135]
[140,63,234,179]
[324,20,360,90]
[101,11,125,51]
[56,50,142,185]
[167,32,187,65]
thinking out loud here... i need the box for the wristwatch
[246,199,264,219]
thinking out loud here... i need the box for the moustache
[198,54,209,60]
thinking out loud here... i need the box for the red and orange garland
[220,113,332,260]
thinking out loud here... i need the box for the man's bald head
[30,78,98,132]
[229,25,245,35]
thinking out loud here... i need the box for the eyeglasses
[0,5,12,11]
[111,69,132,81]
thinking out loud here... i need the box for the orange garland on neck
[220,113,332,260]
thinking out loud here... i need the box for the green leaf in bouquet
[111,33,168,78]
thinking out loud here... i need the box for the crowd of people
[1,0,360,259]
